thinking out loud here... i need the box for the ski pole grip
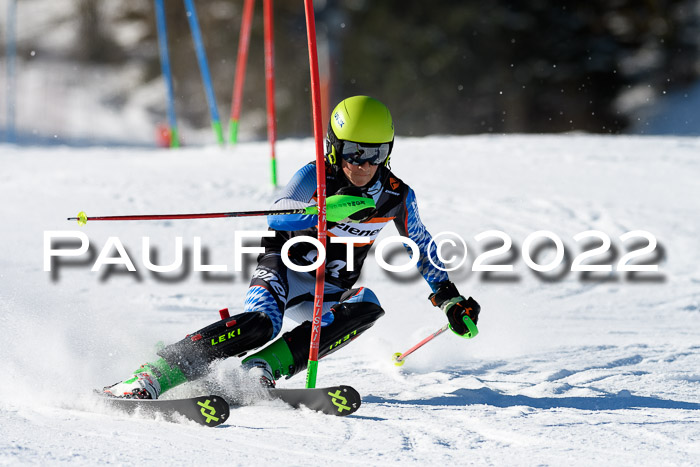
[449,316,479,339]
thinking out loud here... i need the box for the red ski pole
[392,324,450,366]
[67,196,374,226]
[67,207,313,225]
[392,315,479,366]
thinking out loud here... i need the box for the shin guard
[246,301,384,379]
[158,311,273,380]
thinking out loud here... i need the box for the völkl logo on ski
[197,399,219,424]
[327,390,351,413]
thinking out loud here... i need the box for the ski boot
[102,359,187,399]
[241,358,276,388]
[102,310,274,398]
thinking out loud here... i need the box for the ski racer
[103,96,481,399]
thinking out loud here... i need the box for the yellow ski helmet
[325,96,394,167]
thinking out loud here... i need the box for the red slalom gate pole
[228,0,254,144]
[303,0,327,389]
[263,0,278,187]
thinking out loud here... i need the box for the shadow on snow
[364,387,700,411]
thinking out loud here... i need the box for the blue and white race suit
[244,161,449,337]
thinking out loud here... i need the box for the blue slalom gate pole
[154,0,179,148]
[5,0,17,143]
[183,0,224,145]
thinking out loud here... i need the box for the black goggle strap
[325,124,341,165]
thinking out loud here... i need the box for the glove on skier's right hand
[429,281,480,335]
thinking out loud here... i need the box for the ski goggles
[339,141,391,166]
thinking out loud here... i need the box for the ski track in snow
[1,135,699,465]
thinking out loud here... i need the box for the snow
[1,135,700,465]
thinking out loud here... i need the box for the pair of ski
[101,385,361,427]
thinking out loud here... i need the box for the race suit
[243,161,449,337]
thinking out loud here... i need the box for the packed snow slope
[1,135,699,465]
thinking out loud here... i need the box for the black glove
[428,281,480,336]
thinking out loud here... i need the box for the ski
[98,385,360,424]
[100,394,230,427]
[233,385,361,416]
